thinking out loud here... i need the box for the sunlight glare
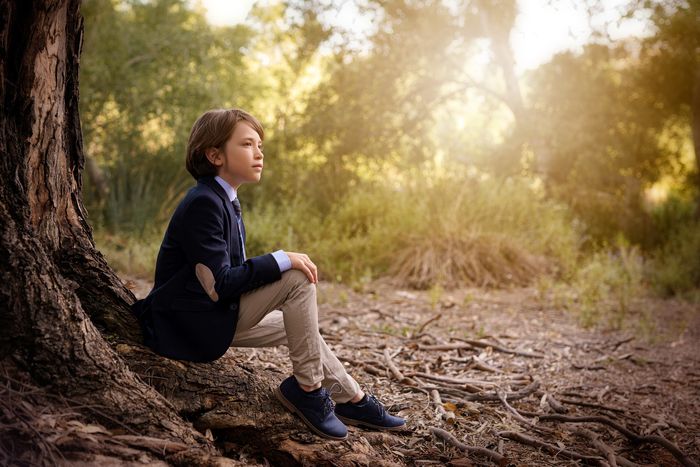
[198,0,257,26]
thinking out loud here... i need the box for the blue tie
[231,198,246,261]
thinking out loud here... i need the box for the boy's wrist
[271,250,292,273]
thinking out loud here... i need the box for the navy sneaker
[335,394,406,430]
[275,375,348,440]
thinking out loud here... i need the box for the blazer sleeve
[180,195,281,300]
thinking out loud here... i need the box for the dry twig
[405,372,499,388]
[430,390,456,424]
[462,380,540,402]
[430,427,507,466]
[531,413,698,467]
[413,313,442,337]
[574,428,624,467]
[497,391,555,434]
[499,431,604,465]
[383,348,412,384]
[452,338,544,358]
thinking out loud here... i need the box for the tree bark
[0,1,402,464]
[692,64,700,218]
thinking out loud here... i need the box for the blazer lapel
[197,176,239,261]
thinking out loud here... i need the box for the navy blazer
[131,176,281,362]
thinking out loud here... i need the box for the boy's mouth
[252,164,263,169]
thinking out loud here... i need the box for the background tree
[76,0,699,291]
[80,0,252,233]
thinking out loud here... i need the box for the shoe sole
[336,414,406,431]
[274,387,348,440]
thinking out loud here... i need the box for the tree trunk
[476,0,553,182]
[692,64,700,219]
[0,1,401,464]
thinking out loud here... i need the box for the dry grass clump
[389,232,551,289]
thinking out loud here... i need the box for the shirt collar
[214,175,237,202]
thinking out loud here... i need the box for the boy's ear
[204,147,222,166]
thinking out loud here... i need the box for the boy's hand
[287,252,318,284]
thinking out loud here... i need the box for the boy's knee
[283,269,313,288]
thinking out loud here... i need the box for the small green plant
[371,323,400,336]
[428,283,444,310]
[463,292,474,305]
[534,276,553,303]
[337,290,349,307]
[637,307,659,344]
[351,268,374,293]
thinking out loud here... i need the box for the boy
[131,108,405,440]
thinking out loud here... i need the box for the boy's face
[206,121,264,189]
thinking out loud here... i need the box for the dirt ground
[126,277,700,466]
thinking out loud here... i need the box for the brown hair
[186,108,264,179]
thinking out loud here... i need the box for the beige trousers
[230,269,361,403]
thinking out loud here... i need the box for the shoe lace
[320,388,335,417]
[367,392,386,418]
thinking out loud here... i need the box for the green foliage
[650,220,700,297]
[522,0,699,246]
[93,230,161,279]
[525,44,667,244]
[79,0,700,305]
[428,283,444,310]
[80,0,253,233]
[246,169,580,288]
[567,241,645,329]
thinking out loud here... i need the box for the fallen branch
[430,427,507,466]
[405,372,499,388]
[452,338,544,359]
[610,336,634,351]
[498,431,604,465]
[530,414,698,467]
[497,391,555,434]
[417,385,481,398]
[412,313,442,337]
[545,394,568,413]
[383,348,412,384]
[558,398,626,413]
[471,356,502,373]
[362,363,386,376]
[430,390,456,424]
[462,380,540,402]
[573,428,621,467]
[418,343,474,351]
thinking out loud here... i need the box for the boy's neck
[214,175,238,201]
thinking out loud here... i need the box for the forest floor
[125,277,700,466]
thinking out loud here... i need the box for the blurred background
[79,0,700,326]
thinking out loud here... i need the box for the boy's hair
[186,108,264,179]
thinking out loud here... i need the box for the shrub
[649,220,700,297]
[248,171,581,289]
[568,240,645,329]
[93,230,161,280]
